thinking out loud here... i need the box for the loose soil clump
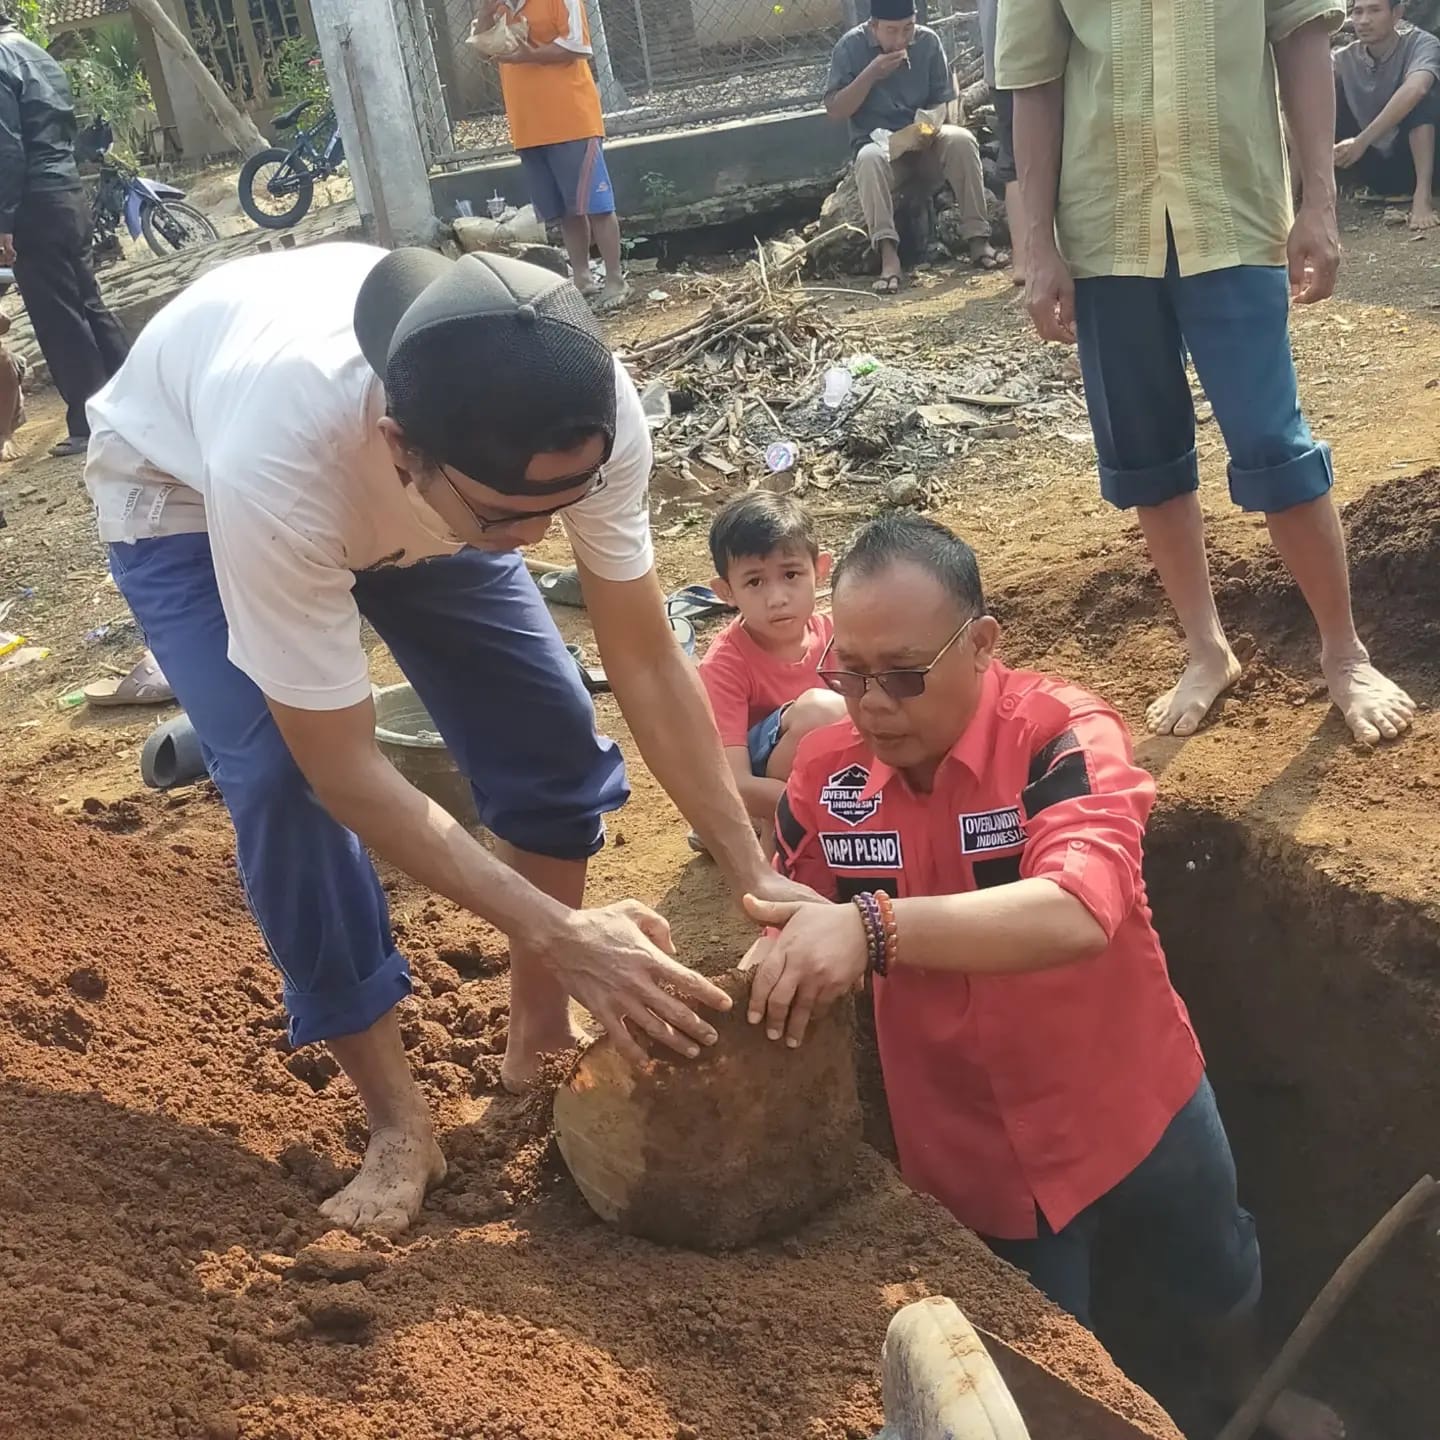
[0,795,1176,1440]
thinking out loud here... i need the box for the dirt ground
[1,195,1438,1438]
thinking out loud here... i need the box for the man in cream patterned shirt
[999,0,1414,755]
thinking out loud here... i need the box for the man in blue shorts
[488,0,630,310]
[1002,0,1415,750]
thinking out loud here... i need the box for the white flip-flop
[83,651,176,708]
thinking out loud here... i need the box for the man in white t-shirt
[84,243,811,1235]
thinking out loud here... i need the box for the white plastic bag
[466,11,529,58]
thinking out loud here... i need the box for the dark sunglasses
[435,462,607,535]
[817,617,976,701]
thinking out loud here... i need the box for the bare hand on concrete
[549,900,732,1067]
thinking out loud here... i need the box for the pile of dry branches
[618,229,858,487]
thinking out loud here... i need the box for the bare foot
[0,438,16,461]
[1263,1388,1345,1440]
[1409,201,1439,231]
[318,1121,446,1237]
[591,278,633,313]
[1146,648,1244,736]
[501,1015,584,1094]
[1323,653,1416,745]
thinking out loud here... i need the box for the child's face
[715,545,828,645]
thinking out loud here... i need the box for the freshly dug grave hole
[1102,811,1440,1438]
[554,972,862,1250]
[0,795,1179,1440]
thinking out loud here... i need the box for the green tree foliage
[63,20,152,159]
[271,36,328,110]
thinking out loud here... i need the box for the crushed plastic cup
[639,379,671,430]
[847,353,880,377]
[822,367,854,409]
[766,441,798,473]
[487,191,506,220]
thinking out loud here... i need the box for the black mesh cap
[354,248,617,495]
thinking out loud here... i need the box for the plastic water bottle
[823,366,854,409]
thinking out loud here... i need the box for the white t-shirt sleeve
[207,471,371,712]
[554,0,593,53]
[560,358,655,583]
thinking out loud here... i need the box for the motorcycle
[79,117,219,264]
[237,98,344,231]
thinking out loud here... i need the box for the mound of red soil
[0,795,1178,1440]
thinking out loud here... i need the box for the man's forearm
[892,878,1107,976]
[608,644,769,890]
[826,71,877,122]
[1013,81,1064,255]
[504,41,579,65]
[1276,18,1338,206]
[312,749,570,945]
[1356,75,1433,149]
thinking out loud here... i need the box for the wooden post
[126,0,268,157]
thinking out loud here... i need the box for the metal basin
[372,682,478,825]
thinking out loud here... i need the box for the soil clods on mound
[0,795,1179,1440]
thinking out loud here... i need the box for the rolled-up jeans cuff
[1099,448,1201,510]
[286,946,412,1047]
[1228,440,1334,514]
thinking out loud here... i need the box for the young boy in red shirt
[698,494,848,835]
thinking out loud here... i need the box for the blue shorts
[747,706,788,776]
[518,138,616,224]
[109,534,628,1047]
[1074,236,1333,514]
[987,1076,1261,1329]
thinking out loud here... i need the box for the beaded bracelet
[851,892,885,975]
[873,889,898,976]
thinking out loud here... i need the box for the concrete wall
[432,106,851,228]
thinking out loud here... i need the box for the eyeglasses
[435,462,607,535]
[817,617,976,701]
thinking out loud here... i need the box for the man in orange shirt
[485,0,629,310]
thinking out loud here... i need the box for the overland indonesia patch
[820,831,904,870]
[820,763,881,827]
[959,806,1026,855]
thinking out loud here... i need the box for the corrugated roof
[42,0,130,29]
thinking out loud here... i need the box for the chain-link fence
[397,0,983,169]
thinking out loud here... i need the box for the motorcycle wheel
[238,148,315,230]
[140,200,219,257]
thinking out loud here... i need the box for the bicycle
[237,100,345,231]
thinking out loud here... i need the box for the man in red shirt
[743,513,1341,1440]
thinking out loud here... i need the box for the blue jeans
[1074,240,1334,514]
[109,532,629,1048]
[987,1077,1261,1330]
